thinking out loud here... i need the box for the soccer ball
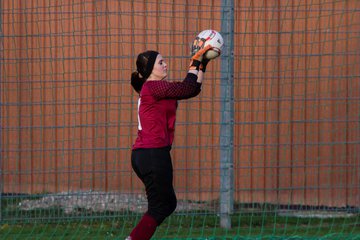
[192,29,224,60]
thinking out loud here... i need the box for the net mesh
[1,0,359,239]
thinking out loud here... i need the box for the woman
[127,45,213,240]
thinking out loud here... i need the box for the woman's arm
[146,73,201,100]
[147,45,211,99]
[188,69,203,84]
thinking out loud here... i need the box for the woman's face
[148,54,168,80]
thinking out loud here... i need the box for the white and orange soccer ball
[192,29,224,60]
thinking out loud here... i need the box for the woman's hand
[189,45,212,71]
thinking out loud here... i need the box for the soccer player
[126,45,212,240]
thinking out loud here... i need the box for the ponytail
[131,71,146,94]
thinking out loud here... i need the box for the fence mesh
[1,0,359,239]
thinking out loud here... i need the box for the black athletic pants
[131,146,177,225]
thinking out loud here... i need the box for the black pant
[131,146,177,225]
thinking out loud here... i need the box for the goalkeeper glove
[189,45,212,71]
[200,58,210,72]
[191,36,207,56]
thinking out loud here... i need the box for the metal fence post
[220,0,234,229]
[0,0,3,222]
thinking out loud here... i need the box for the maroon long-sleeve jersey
[132,73,201,149]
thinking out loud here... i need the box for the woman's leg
[129,147,177,239]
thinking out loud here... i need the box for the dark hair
[131,50,159,93]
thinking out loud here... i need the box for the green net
[1,0,359,239]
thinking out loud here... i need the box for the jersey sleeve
[146,73,202,100]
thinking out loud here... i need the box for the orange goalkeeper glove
[189,45,212,71]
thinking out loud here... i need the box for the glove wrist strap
[189,59,201,71]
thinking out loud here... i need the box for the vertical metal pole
[220,0,234,229]
[0,0,3,222]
